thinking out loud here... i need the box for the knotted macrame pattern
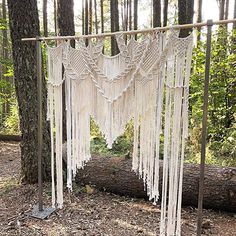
[46,30,193,236]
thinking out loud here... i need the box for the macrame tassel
[47,84,55,207]
[47,44,64,209]
[54,84,63,208]
[65,74,72,190]
[46,32,193,233]
[132,80,140,172]
[160,35,193,236]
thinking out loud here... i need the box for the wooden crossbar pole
[21,18,236,42]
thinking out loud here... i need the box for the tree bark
[178,0,194,37]
[0,4,2,82]
[85,0,89,45]
[2,0,9,115]
[186,0,194,24]
[153,0,161,27]
[100,0,104,33]
[224,0,229,20]
[43,0,48,37]
[122,0,128,31]
[73,155,236,212]
[0,134,21,142]
[54,0,58,35]
[129,0,132,31]
[218,0,225,20]
[57,0,75,142]
[133,0,138,30]
[196,0,202,41]
[163,0,168,27]
[110,0,119,55]
[57,0,75,38]
[94,0,98,34]
[89,0,92,34]
[224,0,229,31]
[2,0,7,66]
[234,0,236,30]
[82,0,85,35]
[133,0,138,39]
[7,0,51,183]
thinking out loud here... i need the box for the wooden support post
[36,36,43,212]
[197,19,213,236]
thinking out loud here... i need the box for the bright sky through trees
[39,0,235,33]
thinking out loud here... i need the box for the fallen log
[0,134,21,141]
[62,147,236,212]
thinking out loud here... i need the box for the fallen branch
[0,134,21,142]
[70,154,236,212]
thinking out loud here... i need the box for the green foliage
[0,18,7,30]
[1,20,235,166]
[90,119,133,157]
[3,101,20,134]
[186,28,236,166]
[0,178,18,196]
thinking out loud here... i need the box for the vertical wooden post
[36,36,43,212]
[197,19,213,236]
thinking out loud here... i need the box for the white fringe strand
[46,31,193,235]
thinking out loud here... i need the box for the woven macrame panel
[46,30,193,236]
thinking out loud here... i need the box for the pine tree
[153,0,161,27]
[7,0,51,183]
[178,0,194,37]
[110,0,119,55]
[43,0,48,37]
[163,0,168,27]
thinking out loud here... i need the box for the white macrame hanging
[46,30,193,235]
[46,43,64,209]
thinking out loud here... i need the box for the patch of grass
[0,178,19,196]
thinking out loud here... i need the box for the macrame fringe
[46,31,193,235]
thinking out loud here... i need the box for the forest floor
[0,141,236,236]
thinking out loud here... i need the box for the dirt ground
[0,142,235,236]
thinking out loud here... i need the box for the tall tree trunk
[100,0,104,33]
[163,0,168,27]
[129,0,132,30]
[186,0,194,26]
[234,0,236,30]
[85,0,89,45]
[54,0,58,35]
[57,0,75,37]
[89,0,92,34]
[133,0,138,30]
[218,0,225,20]
[178,0,187,35]
[43,0,48,37]
[57,0,75,142]
[114,0,119,33]
[224,0,229,20]
[196,0,202,23]
[224,0,229,30]
[196,0,202,41]
[2,0,9,115]
[124,0,128,31]
[133,0,138,39]
[7,0,51,183]
[0,4,2,82]
[153,0,161,27]
[94,0,98,34]
[178,0,194,37]
[82,0,85,35]
[110,0,119,55]
[2,0,7,63]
